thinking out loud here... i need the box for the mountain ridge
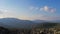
[0,18,60,29]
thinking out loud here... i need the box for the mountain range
[0,18,60,29]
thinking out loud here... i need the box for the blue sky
[0,0,60,20]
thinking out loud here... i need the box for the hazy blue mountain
[0,18,37,29]
[51,20,60,23]
[0,18,60,29]
[32,20,47,23]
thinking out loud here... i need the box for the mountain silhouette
[0,18,60,29]
[0,18,37,29]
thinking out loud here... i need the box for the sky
[0,0,60,20]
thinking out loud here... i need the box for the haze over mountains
[0,18,60,29]
[0,18,37,29]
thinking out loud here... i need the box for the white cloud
[40,6,56,13]
[29,6,39,11]
[29,6,35,10]
[0,9,17,18]
[49,8,56,13]
[35,7,39,10]
[40,8,43,11]
[29,6,56,13]
[44,6,49,11]
[0,9,8,14]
